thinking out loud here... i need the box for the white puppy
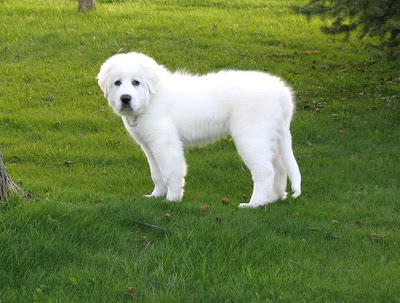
[97,52,301,208]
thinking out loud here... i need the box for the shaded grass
[0,0,399,302]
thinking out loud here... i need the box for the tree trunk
[79,0,96,11]
[0,146,24,201]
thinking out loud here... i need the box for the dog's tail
[279,128,301,198]
[278,88,301,198]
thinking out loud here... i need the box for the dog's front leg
[150,139,186,202]
[140,143,168,198]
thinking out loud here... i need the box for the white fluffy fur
[97,52,301,208]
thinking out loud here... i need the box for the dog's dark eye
[132,80,140,86]
[114,80,122,86]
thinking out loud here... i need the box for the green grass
[1,0,399,302]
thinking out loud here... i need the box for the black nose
[120,94,132,104]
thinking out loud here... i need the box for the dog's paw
[144,194,158,198]
[280,192,288,200]
[292,191,301,198]
[238,202,260,209]
[166,192,183,202]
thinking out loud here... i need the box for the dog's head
[97,52,167,117]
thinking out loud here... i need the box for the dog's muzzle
[120,94,133,110]
[120,94,132,104]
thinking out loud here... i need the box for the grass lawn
[1,0,399,302]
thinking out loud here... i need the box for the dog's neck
[123,116,138,127]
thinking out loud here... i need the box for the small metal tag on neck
[126,117,137,127]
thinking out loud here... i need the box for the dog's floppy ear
[139,62,167,95]
[97,77,109,98]
[145,81,155,94]
[97,58,114,98]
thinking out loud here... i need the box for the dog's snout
[120,94,132,104]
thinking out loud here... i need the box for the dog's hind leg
[273,152,288,200]
[232,131,279,208]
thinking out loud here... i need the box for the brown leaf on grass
[221,198,230,205]
[339,129,346,134]
[64,161,72,167]
[295,212,300,217]
[165,213,171,219]
[94,199,103,204]
[355,221,363,227]
[201,204,210,211]
[371,233,386,242]
[332,220,339,225]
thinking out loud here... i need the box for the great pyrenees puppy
[97,52,301,208]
